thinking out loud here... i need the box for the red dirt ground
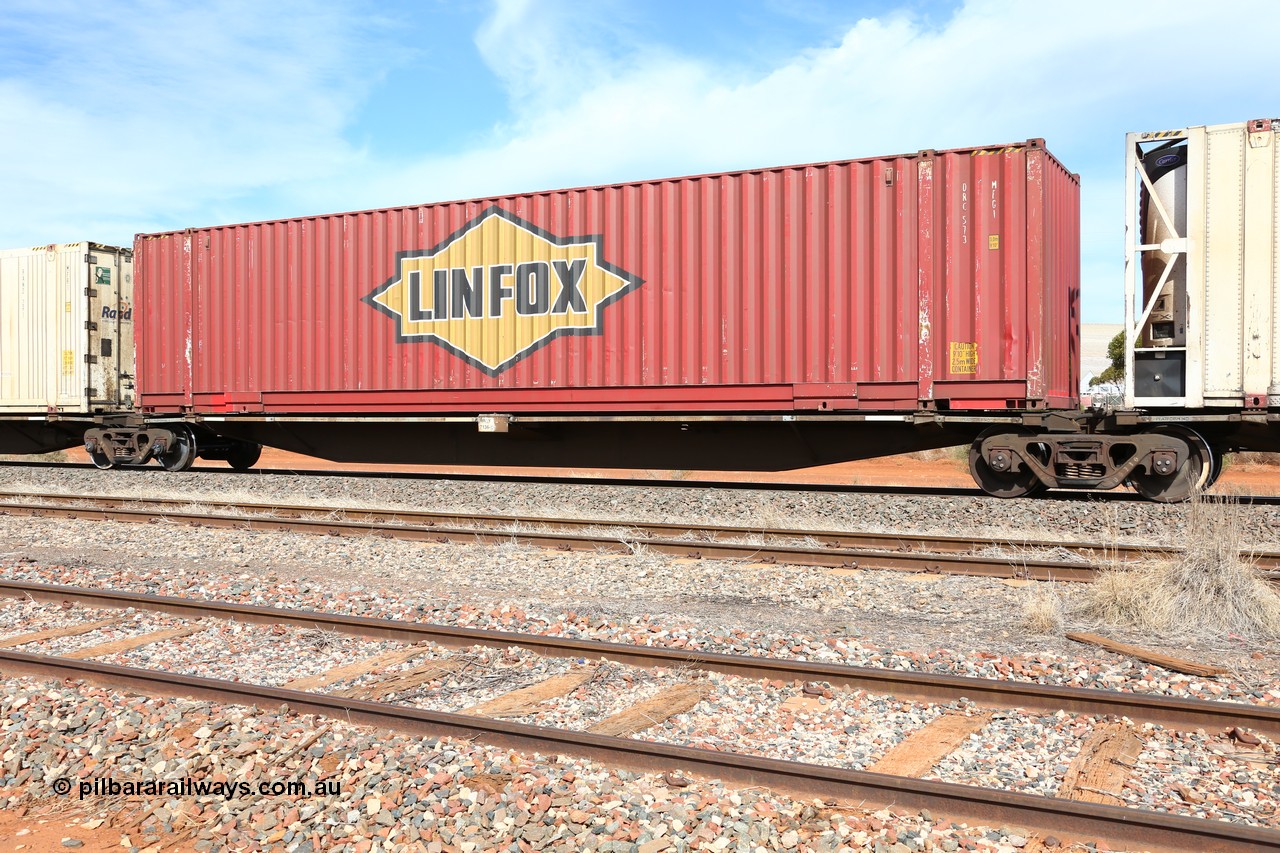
[53,446,1280,494]
[0,808,197,852]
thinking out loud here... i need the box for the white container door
[85,246,136,410]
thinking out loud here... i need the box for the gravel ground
[0,602,179,655]
[1120,726,1280,825]
[2,465,1279,847]
[5,464,1280,547]
[516,664,682,731]
[932,718,1280,825]
[1,675,1060,852]
[929,713,1096,798]
[399,648,574,713]
[0,599,418,688]
[3,465,1278,667]
[1,527,1277,705]
[0,599,117,636]
[644,679,948,771]
[110,622,413,688]
[5,596,1279,833]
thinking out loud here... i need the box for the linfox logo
[102,301,132,322]
[362,206,643,375]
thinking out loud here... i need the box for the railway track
[1,579,1277,851]
[2,489,1280,581]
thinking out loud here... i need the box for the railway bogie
[963,420,1225,503]
[83,423,261,472]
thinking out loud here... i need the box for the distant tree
[1089,331,1125,387]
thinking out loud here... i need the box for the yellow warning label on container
[949,342,978,374]
[988,234,1000,250]
[61,350,74,376]
[64,301,72,313]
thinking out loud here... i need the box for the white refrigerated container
[0,242,135,414]
[1125,118,1280,409]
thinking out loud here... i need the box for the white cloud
[0,0,384,240]
[389,0,1273,191]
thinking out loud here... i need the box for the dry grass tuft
[1080,492,1280,640]
[1224,451,1280,468]
[300,628,343,651]
[899,445,969,467]
[0,451,67,463]
[1020,583,1064,634]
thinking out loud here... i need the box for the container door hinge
[1248,118,1276,148]
[85,387,98,398]
[84,321,98,331]
[85,254,97,263]
[84,354,98,364]
[84,287,97,297]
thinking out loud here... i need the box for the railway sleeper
[971,425,1215,503]
[84,424,261,472]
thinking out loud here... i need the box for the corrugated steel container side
[0,242,134,413]
[136,142,1079,414]
[1198,119,1279,405]
[1127,118,1280,409]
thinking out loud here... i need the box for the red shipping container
[135,140,1079,417]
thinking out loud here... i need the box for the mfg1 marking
[363,206,643,375]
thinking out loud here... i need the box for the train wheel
[226,442,262,471]
[1206,445,1224,489]
[1128,425,1212,503]
[968,426,1048,498]
[89,449,115,470]
[159,426,197,473]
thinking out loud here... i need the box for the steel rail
[0,489,1141,581]
[0,496,1100,580]
[2,580,1276,739]
[4,489,1259,568]
[0,649,1272,852]
[4,490,1280,581]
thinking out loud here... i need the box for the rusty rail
[0,649,1273,852]
[2,580,1277,739]
[6,490,1273,581]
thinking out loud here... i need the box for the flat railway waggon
[0,117,1276,502]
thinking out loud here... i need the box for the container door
[84,247,136,410]
[1,243,92,412]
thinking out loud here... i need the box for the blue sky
[1,0,1276,323]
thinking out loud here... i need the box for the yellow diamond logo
[363,206,643,375]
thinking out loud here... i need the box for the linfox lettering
[489,264,513,316]
[362,205,646,375]
[405,260,588,322]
